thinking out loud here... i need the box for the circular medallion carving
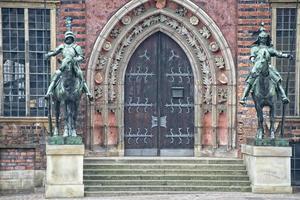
[218,72,228,85]
[95,72,104,85]
[209,41,219,52]
[122,15,132,25]
[103,41,112,51]
[189,16,199,26]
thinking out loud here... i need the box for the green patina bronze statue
[240,23,292,140]
[45,17,93,143]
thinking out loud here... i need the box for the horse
[251,49,277,139]
[51,59,83,137]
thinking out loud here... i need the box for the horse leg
[67,101,74,137]
[54,101,60,136]
[269,104,275,139]
[71,100,80,137]
[63,101,69,137]
[69,101,77,137]
[255,102,264,139]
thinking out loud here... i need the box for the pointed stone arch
[87,0,237,157]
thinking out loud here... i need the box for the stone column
[241,144,292,193]
[45,145,84,198]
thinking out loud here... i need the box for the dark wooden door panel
[124,32,194,156]
[124,34,158,151]
[159,33,194,151]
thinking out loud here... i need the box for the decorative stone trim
[86,0,237,155]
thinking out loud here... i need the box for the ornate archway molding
[87,0,237,156]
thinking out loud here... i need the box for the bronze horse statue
[251,49,277,139]
[51,59,83,137]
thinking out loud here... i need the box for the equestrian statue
[45,17,93,142]
[239,23,293,139]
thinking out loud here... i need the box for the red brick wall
[0,149,35,171]
[84,0,237,65]
[237,0,272,144]
[0,124,47,171]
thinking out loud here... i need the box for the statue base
[241,144,292,193]
[48,136,82,145]
[65,136,82,144]
[45,145,84,198]
[48,136,64,145]
[246,137,289,146]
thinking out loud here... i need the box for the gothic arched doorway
[124,32,194,156]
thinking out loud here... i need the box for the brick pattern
[236,0,272,144]
[0,149,35,171]
[56,0,87,68]
[0,124,47,170]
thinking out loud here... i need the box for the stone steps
[85,185,252,192]
[83,174,250,181]
[84,169,247,176]
[84,157,244,164]
[84,180,251,186]
[84,164,246,170]
[83,157,251,196]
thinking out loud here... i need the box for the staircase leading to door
[83,157,251,196]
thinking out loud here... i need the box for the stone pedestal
[45,145,84,198]
[241,144,292,193]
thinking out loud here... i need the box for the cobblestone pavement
[1,192,300,200]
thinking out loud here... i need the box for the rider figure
[44,30,93,101]
[239,23,292,105]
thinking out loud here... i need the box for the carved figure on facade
[240,23,293,139]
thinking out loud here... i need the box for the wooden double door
[124,32,194,156]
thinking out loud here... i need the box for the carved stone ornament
[103,41,112,51]
[209,41,219,52]
[107,14,212,103]
[218,72,228,85]
[175,6,187,17]
[218,105,227,113]
[94,85,103,99]
[110,28,120,38]
[133,5,145,16]
[94,72,104,85]
[215,57,225,69]
[96,56,108,70]
[155,0,166,9]
[218,88,228,104]
[189,16,199,26]
[121,15,132,25]
[202,62,212,104]
[199,26,211,39]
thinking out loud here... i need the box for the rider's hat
[253,22,271,46]
[64,31,75,43]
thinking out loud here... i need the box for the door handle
[151,115,167,128]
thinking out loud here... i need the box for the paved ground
[1,192,300,200]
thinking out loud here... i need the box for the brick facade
[237,0,272,144]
